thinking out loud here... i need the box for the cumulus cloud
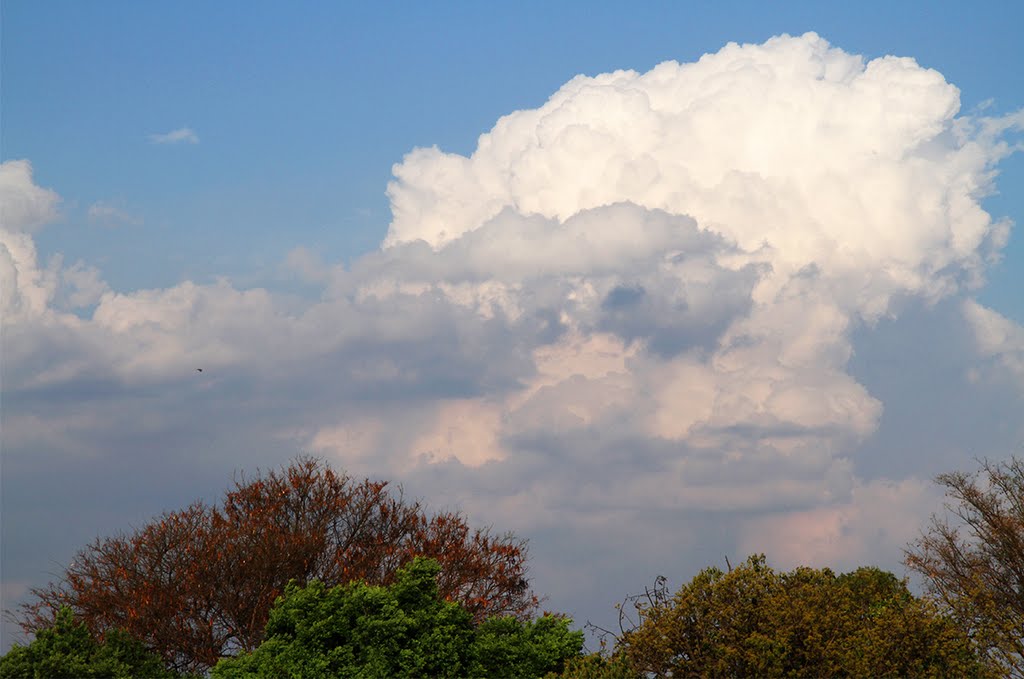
[963,299,1024,382]
[1,161,62,317]
[386,34,1022,318]
[321,31,1022,575]
[0,160,60,233]
[148,127,199,144]
[3,34,1024,647]
[361,32,1020,497]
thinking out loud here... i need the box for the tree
[16,457,537,674]
[555,652,638,679]
[905,456,1024,677]
[0,607,180,679]
[613,555,989,678]
[474,613,584,678]
[211,557,582,679]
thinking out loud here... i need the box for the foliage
[552,652,638,679]
[474,614,584,678]
[211,557,582,678]
[906,456,1024,677]
[17,457,536,674]
[614,555,990,678]
[0,607,180,679]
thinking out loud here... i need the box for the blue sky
[2,0,1024,655]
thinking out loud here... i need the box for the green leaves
[0,607,181,679]
[212,557,582,679]
[473,615,583,678]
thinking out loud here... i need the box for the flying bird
[196,368,203,372]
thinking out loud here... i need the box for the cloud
[737,477,942,572]
[282,246,330,284]
[148,127,199,144]
[87,200,143,227]
[1,162,62,317]
[386,34,1022,321]
[3,33,1024,649]
[357,32,1019,497]
[963,299,1024,382]
[0,160,60,233]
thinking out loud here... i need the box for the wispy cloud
[87,200,142,227]
[148,127,199,145]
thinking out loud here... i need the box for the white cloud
[0,226,54,318]
[387,33,1018,316]
[0,161,61,318]
[345,33,1018,498]
[963,299,1024,382]
[148,127,199,144]
[0,160,60,233]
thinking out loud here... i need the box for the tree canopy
[9,454,1022,678]
[614,555,991,678]
[211,557,583,679]
[0,607,180,679]
[905,456,1024,678]
[17,457,536,674]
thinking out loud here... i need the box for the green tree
[212,557,582,679]
[616,555,990,678]
[474,615,584,678]
[906,456,1024,678]
[0,607,180,679]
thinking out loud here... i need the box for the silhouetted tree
[17,457,536,674]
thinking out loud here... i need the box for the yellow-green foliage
[618,556,992,678]
[907,456,1024,678]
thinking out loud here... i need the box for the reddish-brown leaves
[18,457,536,674]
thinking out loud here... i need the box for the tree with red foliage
[16,457,537,674]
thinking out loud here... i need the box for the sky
[2,0,1024,653]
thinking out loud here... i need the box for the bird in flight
[196,368,203,372]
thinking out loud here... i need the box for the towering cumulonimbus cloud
[387,33,1012,315]
[1,33,1023,624]
[358,32,1021,515]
